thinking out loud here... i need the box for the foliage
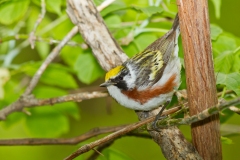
[0,0,240,159]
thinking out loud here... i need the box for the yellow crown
[105,66,123,81]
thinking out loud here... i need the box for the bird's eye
[118,75,123,80]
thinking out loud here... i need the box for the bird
[100,14,181,118]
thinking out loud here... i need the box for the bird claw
[151,101,170,131]
[152,115,167,131]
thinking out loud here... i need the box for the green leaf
[232,50,240,72]
[53,102,80,120]
[210,24,223,40]
[74,53,105,84]
[212,35,237,55]
[36,42,50,59]
[33,86,80,120]
[46,0,62,15]
[51,18,75,39]
[25,107,69,137]
[105,15,122,28]
[97,148,133,160]
[221,136,233,145]
[0,0,30,25]
[214,51,234,73]
[132,6,163,17]
[100,1,127,17]
[33,85,67,98]
[216,72,240,96]
[41,68,77,88]
[0,68,10,99]
[134,33,157,51]
[61,46,82,67]
[25,82,80,136]
[0,40,9,55]
[211,0,221,19]
[122,43,138,58]
[21,63,77,89]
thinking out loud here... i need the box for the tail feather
[172,13,179,31]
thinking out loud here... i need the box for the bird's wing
[129,31,176,88]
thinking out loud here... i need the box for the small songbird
[100,14,181,114]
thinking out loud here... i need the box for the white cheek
[124,64,136,89]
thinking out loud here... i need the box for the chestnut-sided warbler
[100,14,181,113]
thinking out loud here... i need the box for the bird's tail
[172,13,179,31]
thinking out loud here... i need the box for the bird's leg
[152,101,170,130]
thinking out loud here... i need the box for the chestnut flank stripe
[122,74,177,104]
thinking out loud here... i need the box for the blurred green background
[0,0,240,159]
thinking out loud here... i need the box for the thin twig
[29,0,46,49]
[0,125,127,146]
[229,106,240,115]
[217,90,233,97]
[25,91,108,108]
[0,34,87,48]
[24,26,78,96]
[88,142,112,160]
[0,91,108,120]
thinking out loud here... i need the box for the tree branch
[67,0,128,71]
[0,125,127,146]
[0,0,115,120]
[177,1,222,159]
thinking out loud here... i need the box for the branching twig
[65,96,240,159]
[64,116,154,160]
[0,26,78,120]
[1,96,239,156]
[0,0,115,120]
[64,106,182,160]
[29,0,46,49]
[154,97,240,127]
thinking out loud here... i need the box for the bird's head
[100,65,134,90]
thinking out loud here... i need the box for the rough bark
[177,0,222,159]
[137,110,202,160]
[66,0,128,71]
[66,0,202,159]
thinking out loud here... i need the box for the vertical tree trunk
[177,0,222,159]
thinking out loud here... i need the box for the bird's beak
[100,81,115,87]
